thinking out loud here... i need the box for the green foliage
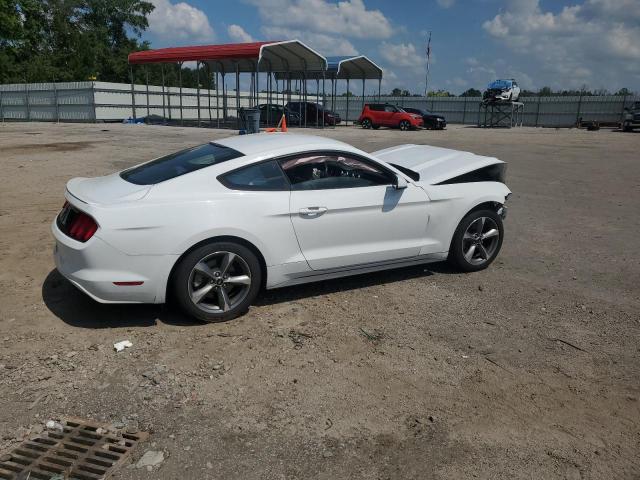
[0,0,154,83]
[460,88,481,97]
[390,87,411,97]
[427,89,454,97]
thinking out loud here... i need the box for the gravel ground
[0,122,638,479]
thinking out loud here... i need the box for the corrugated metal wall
[1,82,637,127]
[333,95,639,127]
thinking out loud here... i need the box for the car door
[279,151,430,271]
[382,105,400,127]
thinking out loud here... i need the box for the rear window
[121,143,243,185]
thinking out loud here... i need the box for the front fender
[421,182,511,253]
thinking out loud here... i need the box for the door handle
[299,206,328,217]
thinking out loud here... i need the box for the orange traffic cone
[280,114,287,132]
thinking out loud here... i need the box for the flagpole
[424,31,431,98]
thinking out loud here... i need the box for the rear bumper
[52,219,177,304]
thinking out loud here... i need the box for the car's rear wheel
[173,242,262,322]
[361,118,372,129]
[399,120,411,131]
[448,209,503,272]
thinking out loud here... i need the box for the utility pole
[424,31,431,98]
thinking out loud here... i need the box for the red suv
[358,104,423,131]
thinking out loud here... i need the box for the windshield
[121,143,244,185]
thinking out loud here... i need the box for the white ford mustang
[52,133,511,322]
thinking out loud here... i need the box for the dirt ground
[0,122,638,479]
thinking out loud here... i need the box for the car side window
[384,105,396,113]
[219,160,289,191]
[368,104,383,111]
[279,153,393,191]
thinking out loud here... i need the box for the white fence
[332,94,639,127]
[0,81,300,125]
[1,82,637,128]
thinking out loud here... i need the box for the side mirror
[393,175,408,190]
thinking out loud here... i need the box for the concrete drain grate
[0,418,148,480]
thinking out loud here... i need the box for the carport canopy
[274,55,383,80]
[127,40,327,73]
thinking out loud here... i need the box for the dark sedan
[258,104,300,126]
[402,107,446,130]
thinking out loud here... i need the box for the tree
[460,88,481,97]
[538,86,553,96]
[427,89,453,97]
[0,0,154,83]
[614,87,631,96]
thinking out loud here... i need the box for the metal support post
[145,66,150,118]
[129,66,136,120]
[161,64,166,123]
[235,64,240,129]
[322,73,325,129]
[216,72,220,128]
[576,89,584,126]
[196,61,201,127]
[346,78,350,126]
[207,64,212,126]
[178,62,183,126]
[53,83,59,123]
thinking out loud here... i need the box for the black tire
[399,120,411,131]
[372,125,380,130]
[173,241,262,322]
[448,209,504,272]
[361,118,372,129]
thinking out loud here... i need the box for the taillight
[68,212,98,242]
[58,202,98,242]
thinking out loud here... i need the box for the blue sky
[142,0,640,94]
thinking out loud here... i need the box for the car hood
[373,144,504,185]
[66,174,151,205]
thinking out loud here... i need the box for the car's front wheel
[173,242,262,322]
[399,120,411,131]
[448,209,503,272]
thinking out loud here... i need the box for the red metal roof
[128,41,275,65]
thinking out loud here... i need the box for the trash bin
[240,107,260,134]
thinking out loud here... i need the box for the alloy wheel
[362,119,372,129]
[399,120,410,131]
[461,217,500,266]
[187,251,252,313]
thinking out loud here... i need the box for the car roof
[215,133,357,157]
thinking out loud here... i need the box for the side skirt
[267,252,448,289]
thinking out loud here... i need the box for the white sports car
[52,134,511,322]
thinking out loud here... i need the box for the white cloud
[148,0,214,42]
[227,24,254,43]
[261,26,358,55]
[248,0,393,39]
[437,0,455,8]
[379,42,424,68]
[482,0,640,90]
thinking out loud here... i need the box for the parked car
[258,104,300,126]
[285,101,341,126]
[483,79,521,103]
[52,133,510,322]
[402,107,446,130]
[622,101,640,132]
[358,104,423,131]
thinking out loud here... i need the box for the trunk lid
[66,173,151,205]
[373,144,504,185]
